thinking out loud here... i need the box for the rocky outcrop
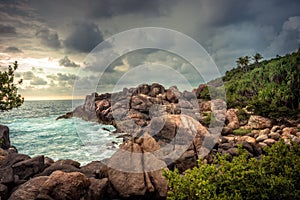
[3,82,300,200]
[0,125,10,149]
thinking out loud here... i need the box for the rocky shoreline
[1,83,300,200]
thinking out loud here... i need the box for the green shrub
[232,128,251,136]
[163,140,300,200]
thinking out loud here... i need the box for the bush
[163,140,300,200]
[0,61,24,111]
[232,129,251,136]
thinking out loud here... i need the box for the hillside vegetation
[212,50,300,119]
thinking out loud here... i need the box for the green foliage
[198,85,211,100]
[237,108,249,122]
[232,128,251,136]
[0,61,24,111]
[223,51,300,119]
[164,141,300,200]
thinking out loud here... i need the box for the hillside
[208,50,300,119]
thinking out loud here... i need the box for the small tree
[253,53,263,64]
[236,56,250,72]
[0,61,24,111]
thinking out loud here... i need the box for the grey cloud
[0,24,16,35]
[4,46,22,53]
[22,71,35,80]
[47,73,77,86]
[30,76,47,85]
[86,0,174,18]
[266,16,300,57]
[29,0,175,20]
[64,22,103,52]
[36,28,61,49]
[59,56,80,67]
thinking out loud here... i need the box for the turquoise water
[0,100,121,165]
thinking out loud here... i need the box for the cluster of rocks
[1,124,170,200]
[206,109,300,162]
[1,111,210,200]
[2,83,300,200]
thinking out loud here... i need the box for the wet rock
[56,112,73,120]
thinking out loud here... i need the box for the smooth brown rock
[37,171,90,200]
[256,135,268,142]
[9,176,48,200]
[282,127,298,135]
[35,159,81,177]
[80,161,108,178]
[0,167,14,184]
[263,139,276,146]
[12,155,45,180]
[87,178,108,200]
[268,132,281,140]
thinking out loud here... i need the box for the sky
[0,0,300,100]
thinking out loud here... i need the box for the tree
[253,53,263,64]
[236,56,250,72]
[0,61,24,111]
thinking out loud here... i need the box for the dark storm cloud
[86,0,173,18]
[59,56,80,68]
[36,28,61,49]
[64,22,103,53]
[199,0,300,29]
[4,46,22,53]
[29,0,174,20]
[0,24,16,35]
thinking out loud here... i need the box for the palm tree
[236,56,250,72]
[253,53,263,64]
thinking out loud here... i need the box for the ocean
[0,100,121,165]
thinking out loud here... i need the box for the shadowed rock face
[0,125,10,149]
